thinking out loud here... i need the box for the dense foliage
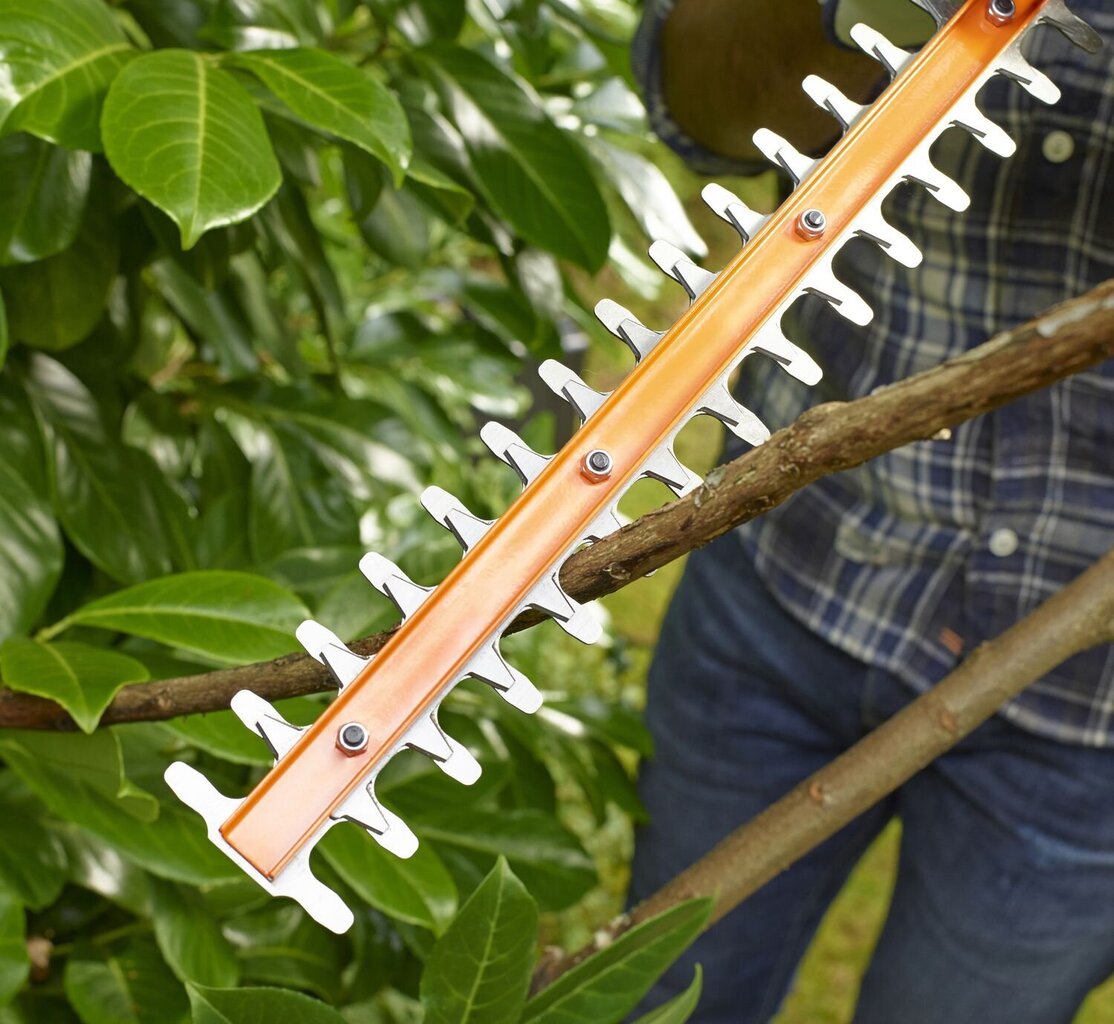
[0,0,714,1020]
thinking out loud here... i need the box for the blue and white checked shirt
[634,0,1114,746]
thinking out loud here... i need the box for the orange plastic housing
[221,0,1050,880]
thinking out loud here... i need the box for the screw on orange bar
[219,0,1051,881]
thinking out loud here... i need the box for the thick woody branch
[532,545,1114,990]
[0,280,1111,731]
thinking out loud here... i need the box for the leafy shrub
[0,0,709,1019]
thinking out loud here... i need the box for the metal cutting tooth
[420,486,492,552]
[229,690,304,760]
[466,643,543,713]
[333,785,419,859]
[359,553,433,618]
[752,128,817,186]
[903,157,971,212]
[849,23,914,77]
[538,360,608,422]
[641,446,702,497]
[994,47,1061,105]
[949,101,1016,158]
[801,74,865,131]
[695,380,771,447]
[594,299,665,361]
[1039,0,1103,53]
[701,183,767,242]
[296,619,369,688]
[802,264,874,326]
[852,207,923,268]
[164,762,356,933]
[404,713,482,785]
[479,422,551,485]
[525,573,602,644]
[582,504,626,543]
[750,323,824,386]
[648,240,717,300]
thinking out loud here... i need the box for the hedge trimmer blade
[165,0,1100,932]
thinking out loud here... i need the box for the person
[627,1,1114,1021]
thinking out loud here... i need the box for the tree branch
[532,545,1114,991]
[1,280,1111,731]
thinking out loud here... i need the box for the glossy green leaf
[0,734,241,886]
[585,137,706,258]
[187,984,349,1024]
[420,44,610,270]
[228,49,410,185]
[520,901,711,1024]
[630,967,703,1024]
[0,135,92,265]
[0,806,67,910]
[0,451,62,642]
[0,174,118,350]
[101,50,281,248]
[409,808,595,911]
[0,896,28,1008]
[0,0,133,151]
[420,858,537,1024]
[0,731,157,822]
[0,638,148,733]
[22,354,176,584]
[149,879,240,989]
[0,292,6,371]
[320,824,458,934]
[64,941,189,1024]
[64,571,308,665]
[225,904,347,1001]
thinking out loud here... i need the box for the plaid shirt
[634,0,1114,746]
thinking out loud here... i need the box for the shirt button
[989,528,1020,558]
[1042,130,1075,164]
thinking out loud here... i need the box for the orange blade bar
[221,0,1047,880]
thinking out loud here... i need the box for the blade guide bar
[218,0,1051,881]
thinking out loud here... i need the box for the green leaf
[149,878,240,989]
[0,292,6,371]
[187,984,349,1024]
[101,50,281,248]
[420,44,610,270]
[0,895,28,1008]
[630,967,703,1024]
[0,134,92,265]
[227,49,410,185]
[64,941,189,1024]
[224,904,347,1001]
[22,355,175,584]
[519,901,711,1024]
[0,170,118,350]
[0,734,241,886]
[0,451,62,641]
[0,806,67,910]
[320,824,457,934]
[64,571,309,665]
[585,137,706,258]
[409,808,595,911]
[0,731,157,822]
[0,0,133,151]
[420,858,537,1024]
[0,638,148,732]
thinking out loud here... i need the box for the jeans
[628,533,1114,1023]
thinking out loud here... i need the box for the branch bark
[1,280,1112,731]
[532,545,1114,991]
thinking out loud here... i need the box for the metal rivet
[337,722,369,755]
[987,0,1015,24]
[796,208,826,239]
[582,449,613,481]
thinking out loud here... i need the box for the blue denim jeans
[629,533,1114,1023]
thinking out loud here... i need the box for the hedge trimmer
[165,0,1101,932]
